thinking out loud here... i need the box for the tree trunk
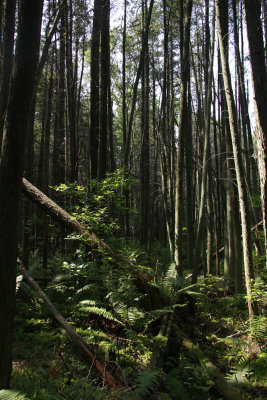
[89,0,101,181]
[215,0,256,319]
[174,0,193,277]
[0,0,16,153]
[244,0,267,267]
[140,0,150,244]
[53,12,66,186]
[192,7,215,282]
[0,0,43,388]
[98,0,110,179]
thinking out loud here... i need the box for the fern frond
[57,379,107,400]
[78,304,123,324]
[134,369,162,399]
[226,361,252,384]
[250,316,267,341]
[0,390,29,400]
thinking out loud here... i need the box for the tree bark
[0,0,43,388]
[0,0,16,153]
[89,0,101,181]
[215,0,256,319]
[244,0,267,267]
[174,0,193,277]
[192,7,215,282]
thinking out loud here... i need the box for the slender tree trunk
[66,0,77,182]
[0,0,43,387]
[89,0,101,181]
[244,0,267,266]
[215,0,256,319]
[192,8,215,282]
[175,0,193,277]
[140,0,150,244]
[98,0,110,179]
[53,13,66,186]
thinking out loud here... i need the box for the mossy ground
[10,270,267,400]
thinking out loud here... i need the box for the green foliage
[78,302,122,325]
[249,316,267,341]
[134,369,162,399]
[51,169,136,237]
[226,357,252,384]
[56,379,108,400]
[250,277,267,311]
[0,391,29,400]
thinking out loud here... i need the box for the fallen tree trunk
[175,325,244,400]
[21,178,161,310]
[18,259,118,389]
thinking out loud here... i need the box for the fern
[134,369,162,399]
[249,316,267,341]
[78,303,123,324]
[226,357,252,384]
[56,379,107,400]
[0,390,29,400]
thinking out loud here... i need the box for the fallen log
[21,178,161,310]
[175,325,244,400]
[18,259,118,389]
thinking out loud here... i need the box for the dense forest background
[0,0,266,399]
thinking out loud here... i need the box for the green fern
[78,303,122,324]
[0,390,29,400]
[134,369,162,399]
[226,357,252,384]
[250,316,267,341]
[56,379,107,400]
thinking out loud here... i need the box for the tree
[0,0,43,387]
[215,0,255,319]
[89,0,101,181]
[0,0,16,153]
[174,0,193,276]
[243,0,267,266]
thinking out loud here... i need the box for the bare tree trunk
[0,0,43,387]
[215,0,256,319]
[244,0,267,267]
[174,0,193,277]
[192,8,215,282]
[89,0,101,181]
[0,0,16,153]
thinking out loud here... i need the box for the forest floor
[9,263,267,400]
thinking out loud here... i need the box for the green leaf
[0,390,30,400]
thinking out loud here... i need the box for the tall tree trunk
[140,0,150,244]
[174,0,193,277]
[0,0,43,387]
[215,0,256,319]
[89,0,101,181]
[244,0,267,266]
[98,0,110,179]
[192,6,215,282]
[0,0,16,153]
[53,13,66,186]
[66,0,78,182]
